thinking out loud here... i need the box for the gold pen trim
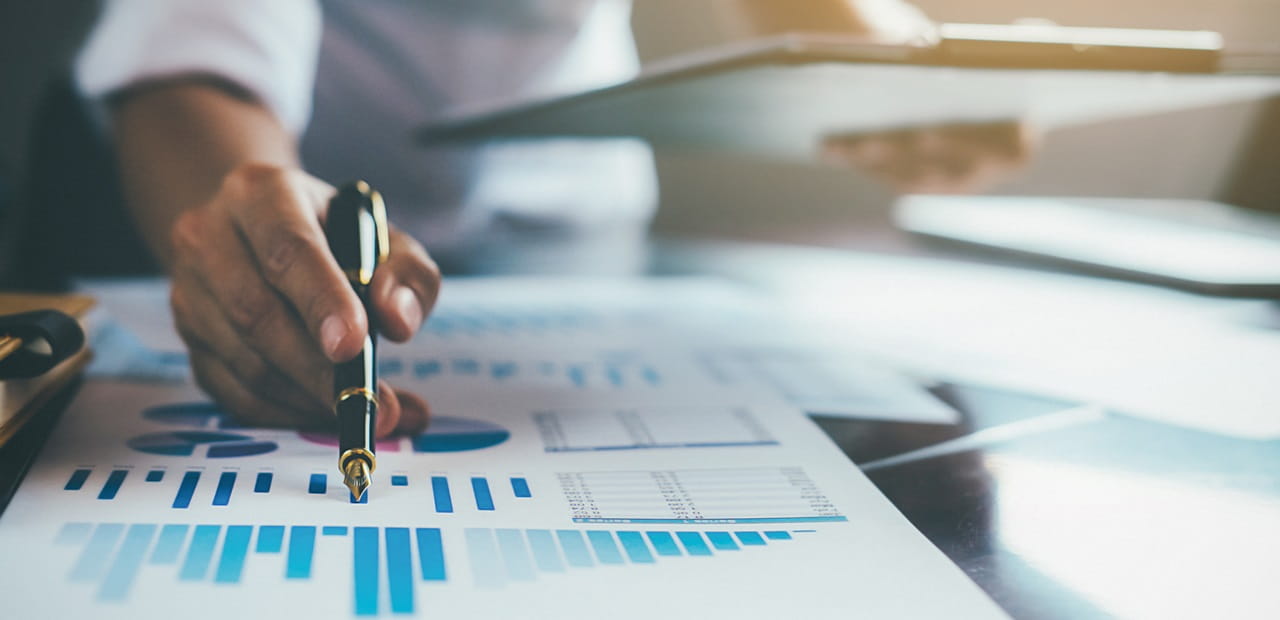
[334,386,378,411]
[371,189,390,265]
[343,267,373,286]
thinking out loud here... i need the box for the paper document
[0,278,1004,619]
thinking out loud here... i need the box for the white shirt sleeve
[75,0,323,135]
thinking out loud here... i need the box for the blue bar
[149,524,189,564]
[98,523,156,601]
[256,526,285,553]
[471,477,494,511]
[525,530,564,573]
[765,531,792,540]
[415,528,446,581]
[308,473,327,494]
[606,365,624,386]
[572,516,848,524]
[213,471,236,506]
[286,526,316,579]
[642,366,662,385]
[353,527,379,616]
[254,472,273,493]
[69,523,124,582]
[431,476,453,513]
[495,529,535,581]
[465,528,504,588]
[173,471,200,509]
[391,475,408,487]
[179,525,221,581]
[386,528,415,614]
[350,491,368,504]
[98,469,128,500]
[215,525,252,583]
[676,532,713,556]
[55,522,92,545]
[65,468,91,490]
[323,526,349,536]
[616,531,655,564]
[736,531,766,546]
[586,531,624,565]
[706,532,739,551]
[510,477,531,498]
[567,365,586,387]
[646,531,682,556]
[554,530,594,567]
[145,470,165,482]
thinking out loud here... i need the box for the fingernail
[394,286,422,331]
[320,314,349,359]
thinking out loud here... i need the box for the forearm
[109,78,299,266]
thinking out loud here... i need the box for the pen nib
[343,458,372,501]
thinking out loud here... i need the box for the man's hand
[167,163,437,435]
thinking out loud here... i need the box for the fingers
[370,228,441,342]
[188,347,317,430]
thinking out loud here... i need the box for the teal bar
[586,531,624,565]
[415,528,446,581]
[736,531,766,546]
[323,526,349,536]
[554,530,593,567]
[286,526,316,579]
[149,524,189,564]
[353,527,379,616]
[98,524,156,601]
[256,526,285,553]
[765,531,792,540]
[495,529,535,581]
[616,531,655,564]
[385,528,414,614]
[179,525,221,581]
[525,530,565,573]
[645,531,682,556]
[69,523,124,582]
[214,526,252,583]
[391,475,408,487]
[55,522,92,545]
[676,532,713,556]
[308,473,327,494]
[465,528,504,588]
[706,532,739,551]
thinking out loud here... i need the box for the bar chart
[379,354,665,390]
[534,407,777,452]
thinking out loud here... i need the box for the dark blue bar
[98,470,128,500]
[510,477,531,498]
[173,471,200,509]
[416,528,446,581]
[69,523,124,582]
[391,475,408,487]
[212,471,236,506]
[323,526,349,536]
[471,477,494,511]
[179,525,221,581]
[736,531,766,546]
[149,524,189,565]
[65,468,91,490]
[386,528,414,614]
[145,470,165,482]
[350,491,368,504]
[308,473,327,494]
[286,526,316,579]
[215,525,252,583]
[256,526,285,553]
[646,531,682,556]
[431,477,453,513]
[353,527,379,616]
[254,472,273,493]
[706,531,739,551]
[99,523,156,601]
[676,532,712,556]
[765,530,792,540]
[586,531,624,565]
[616,531,655,564]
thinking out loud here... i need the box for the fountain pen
[325,181,390,501]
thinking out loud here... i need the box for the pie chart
[298,416,510,453]
[128,430,278,458]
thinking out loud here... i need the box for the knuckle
[168,210,205,260]
[259,227,314,284]
[222,162,289,199]
[225,285,278,338]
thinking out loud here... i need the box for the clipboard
[418,24,1280,160]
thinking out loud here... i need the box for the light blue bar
[554,530,593,568]
[69,523,124,582]
[179,525,221,581]
[525,530,564,573]
[676,532,713,556]
[765,531,792,540]
[256,526,285,553]
[586,531,624,565]
[386,528,414,614]
[214,525,252,583]
[391,475,408,487]
[431,476,453,513]
[323,526,349,536]
[308,473,327,494]
[149,524,189,564]
[471,477,494,511]
[212,471,236,506]
[415,528,446,581]
[98,469,128,500]
[173,471,200,509]
[616,532,655,564]
[254,472,273,493]
[645,531,682,556]
[510,477,531,498]
[353,527,379,616]
[55,522,92,545]
[706,532,739,551]
[286,526,316,579]
[736,531,766,546]
[98,524,156,601]
[572,516,848,524]
[495,529,535,581]
[465,528,505,588]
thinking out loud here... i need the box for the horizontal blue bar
[765,531,792,540]
[391,475,408,487]
[256,525,285,553]
[431,477,453,513]
[98,470,128,500]
[586,531,624,565]
[55,522,92,545]
[416,528,446,581]
[65,469,91,490]
[145,470,165,483]
[573,516,848,524]
[99,523,156,601]
[254,472,273,493]
[555,530,594,568]
[706,532,739,551]
[212,472,236,506]
[676,532,712,556]
[736,531,766,546]
[526,530,564,573]
[465,529,504,588]
[472,477,494,511]
[323,526,348,536]
[646,531,682,556]
[354,527,379,616]
[215,525,252,583]
[308,474,327,494]
[616,531,655,564]
[386,528,414,614]
[286,526,316,579]
[70,523,124,582]
[149,524,189,565]
[510,477,531,498]
[173,471,200,509]
[179,525,221,581]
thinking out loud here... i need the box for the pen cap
[325,181,389,286]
